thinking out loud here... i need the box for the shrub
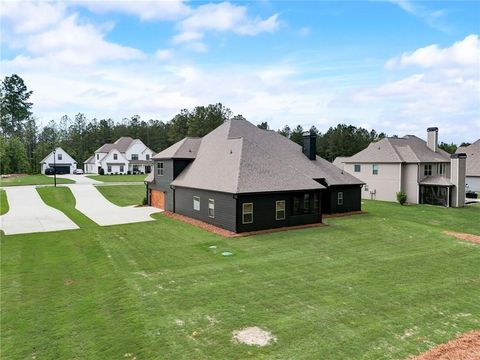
[396,191,407,205]
[99,168,105,175]
[142,197,148,205]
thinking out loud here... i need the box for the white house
[84,137,155,174]
[40,147,77,174]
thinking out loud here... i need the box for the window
[107,165,112,173]
[58,153,62,160]
[338,192,343,205]
[314,193,319,211]
[96,154,99,160]
[372,164,379,175]
[146,154,150,160]
[293,196,300,215]
[157,162,164,176]
[354,164,361,172]
[114,153,118,160]
[424,164,432,176]
[364,185,369,192]
[193,196,200,211]
[303,194,310,212]
[131,154,139,160]
[133,165,139,172]
[208,199,215,218]
[120,165,124,173]
[242,203,253,224]
[437,163,446,175]
[276,200,286,220]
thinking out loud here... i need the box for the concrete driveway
[67,184,161,226]
[49,174,102,184]
[0,186,79,235]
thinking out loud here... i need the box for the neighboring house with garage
[337,127,467,207]
[84,137,155,174]
[145,117,363,233]
[40,147,77,174]
[456,139,480,192]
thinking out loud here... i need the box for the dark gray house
[146,118,363,233]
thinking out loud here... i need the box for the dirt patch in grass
[443,230,480,244]
[232,326,277,346]
[408,330,480,360]
[64,278,74,286]
[323,210,367,218]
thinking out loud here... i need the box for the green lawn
[96,185,146,206]
[0,189,8,215]
[1,200,479,359]
[36,187,98,228]
[0,174,74,187]
[87,174,148,183]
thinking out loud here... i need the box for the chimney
[450,153,467,207]
[427,127,438,152]
[302,131,317,160]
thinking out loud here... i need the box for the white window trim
[275,200,286,220]
[437,163,445,175]
[242,203,253,224]
[372,164,379,175]
[354,164,361,172]
[424,164,432,176]
[208,199,215,218]
[157,162,164,176]
[193,196,200,211]
[338,192,343,205]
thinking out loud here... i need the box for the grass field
[1,200,479,359]
[0,189,8,215]
[87,174,147,183]
[0,174,75,187]
[95,185,146,206]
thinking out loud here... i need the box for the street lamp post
[53,148,57,187]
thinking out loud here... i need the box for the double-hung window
[338,192,343,205]
[193,196,200,211]
[437,163,446,175]
[131,154,139,160]
[313,193,319,211]
[303,194,310,212]
[372,164,379,175]
[107,165,112,173]
[208,199,215,218]
[276,200,286,220]
[113,153,118,160]
[146,154,150,160]
[157,162,164,176]
[120,165,124,173]
[354,164,361,172]
[424,164,432,176]
[242,203,253,224]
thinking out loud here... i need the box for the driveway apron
[0,186,79,235]
[67,184,161,226]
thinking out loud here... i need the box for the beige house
[456,139,480,192]
[336,128,466,207]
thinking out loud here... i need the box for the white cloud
[1,2,144,67]
[73,0,190,21]
[389,0,450,32]
[155,49,173,60]
[174,2,279,48]
[0,1,65,34]
[386,34,480,69]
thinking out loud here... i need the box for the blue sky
[1,0,479,143]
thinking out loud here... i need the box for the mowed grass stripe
[1,200,479,359]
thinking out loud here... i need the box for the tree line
[0,74,465,174]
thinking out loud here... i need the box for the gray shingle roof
[165,118,362,194]
[153,138,201,160]
[457,139,480,177]
[345,135,451,163]
[419,176,454,186]
[84,155,95,164]
[95,137,135,153]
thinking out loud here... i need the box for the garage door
[53,165,70,174]
[150,190,165,210]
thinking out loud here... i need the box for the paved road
[67,184,161,226]
[0,186,79,235]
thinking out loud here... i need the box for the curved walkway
[0,186,79,235]
[67,184,161,226]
